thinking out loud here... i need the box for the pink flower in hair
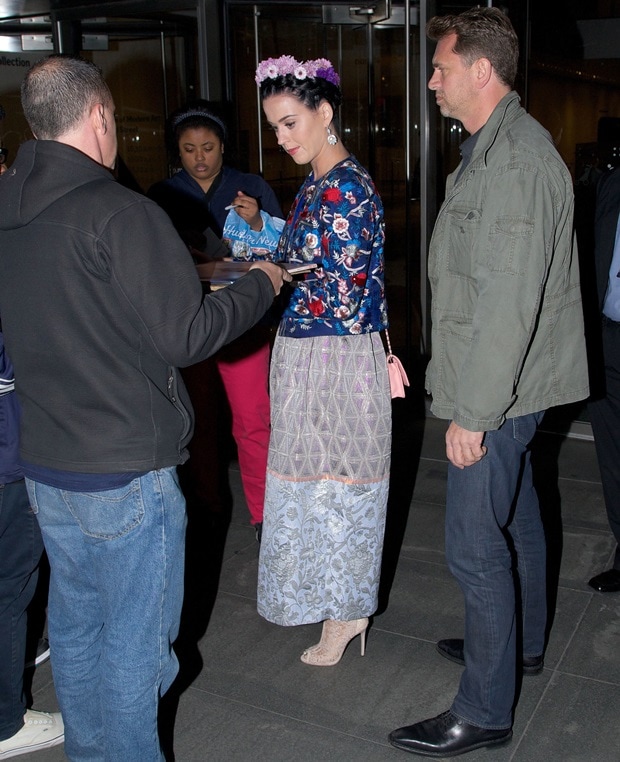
[255,55,299,84]
[304,60,318,78]
[314,58,333,72]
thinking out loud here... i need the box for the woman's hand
[229,191,263,231]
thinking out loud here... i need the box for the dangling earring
[327,126,338,146]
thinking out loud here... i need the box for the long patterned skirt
[257,331,392,626]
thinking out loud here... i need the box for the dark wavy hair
[426,6,519,89]
[259,74,342,113]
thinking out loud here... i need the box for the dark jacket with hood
[0,140,274,474]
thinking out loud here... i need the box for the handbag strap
[385,329,394,356]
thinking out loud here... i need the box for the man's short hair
[21,55,113,139]
[427,6,519,89]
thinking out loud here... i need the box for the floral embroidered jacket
[276,156,388,337]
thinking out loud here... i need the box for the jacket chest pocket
[442,206,482,280]
[486,216,534,277]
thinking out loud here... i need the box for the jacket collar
[446,91,522,196]
[470,91,523,168]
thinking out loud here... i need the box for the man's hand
[248,262,292,296]
[445,421,487,469]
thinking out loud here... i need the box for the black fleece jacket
[0,140,274,473]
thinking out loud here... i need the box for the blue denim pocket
[62,480,145,539]
[510,411,543,447]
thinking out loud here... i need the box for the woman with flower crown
[255,55,391,666]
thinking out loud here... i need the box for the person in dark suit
[588,166,620,593]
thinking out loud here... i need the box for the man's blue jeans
[446,412,546,730]
[0,479,44,741]
[26,468,186,762]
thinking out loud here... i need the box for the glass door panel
[0,9,197,193]
[82,12,197,192]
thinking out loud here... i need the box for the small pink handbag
[385,330,410,398]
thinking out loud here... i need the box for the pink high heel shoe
[300,618,368,666]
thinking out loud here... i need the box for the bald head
[21,55,113,140]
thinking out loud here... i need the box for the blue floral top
[276,156,388,337]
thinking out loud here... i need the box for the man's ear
[475,57,493,89]
[91,102,107,135]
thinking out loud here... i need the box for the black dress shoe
[389,710,512,757]
[436,638,543,675]
[588,568,620,593]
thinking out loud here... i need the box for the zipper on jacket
[167,367,192,448]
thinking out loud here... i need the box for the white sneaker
[0,710,64,759]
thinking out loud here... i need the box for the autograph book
[196,261,317,288]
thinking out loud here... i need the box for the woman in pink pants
[148,102,284,539]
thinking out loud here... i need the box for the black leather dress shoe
[389,710,512,757]
[436,638,543,675]
[588,568,620,593]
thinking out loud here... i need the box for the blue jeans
[26,468,186,762]
[445,412,546,730]
[0,479,44,741]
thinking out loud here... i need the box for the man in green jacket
[390,7,589,757]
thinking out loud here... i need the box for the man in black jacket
[0,55,290,761]
[588,166,620,593]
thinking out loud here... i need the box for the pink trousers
[216,328,270,525]
[180,326,271,525]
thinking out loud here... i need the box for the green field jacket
[425,91,589,431]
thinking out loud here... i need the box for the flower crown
[255,55,340,87]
